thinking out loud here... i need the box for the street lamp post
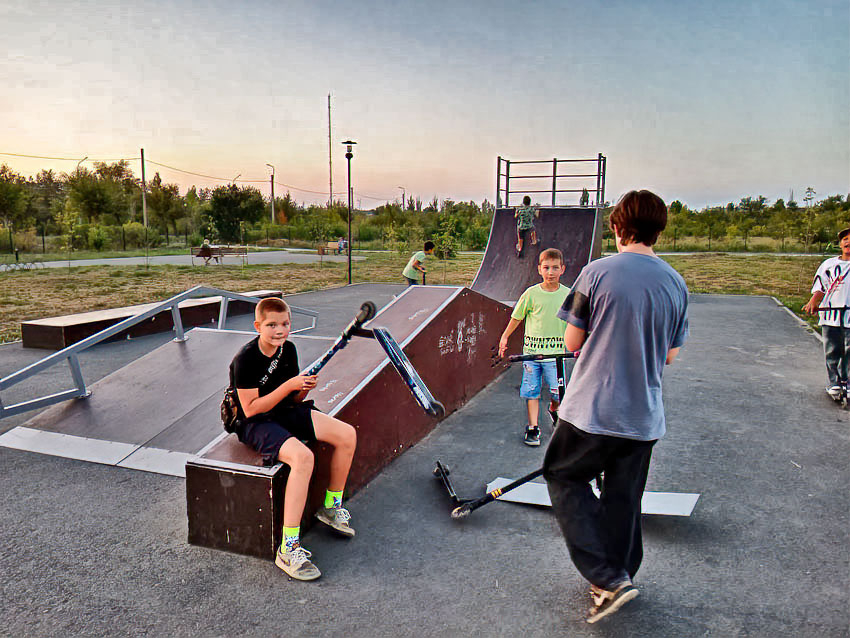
[342,140,357,285]
[266,163,275,224]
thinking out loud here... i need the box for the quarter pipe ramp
[471,207,602,304]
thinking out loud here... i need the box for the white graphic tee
[811,257,850,327]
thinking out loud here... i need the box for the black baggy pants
[543,420,656,591]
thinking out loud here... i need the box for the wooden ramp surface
[0,285,521,487]
[471,207,602,303]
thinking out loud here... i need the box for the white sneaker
[827,386,844,402]
[275,546,321,581]
[316,506,356,537]
[587,582,639,623]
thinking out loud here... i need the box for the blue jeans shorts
[520,360,559,400]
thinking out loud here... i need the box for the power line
[0,151,134,162]
[145,159,264,184]
[1,150,394,201]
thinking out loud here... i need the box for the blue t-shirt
[557,253,689,441]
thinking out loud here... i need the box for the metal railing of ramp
[0,285,318,419]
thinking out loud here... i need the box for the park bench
[191,245,248,265]
[186,433,329,559]
[317,241,340,255]
[21,289,282,349]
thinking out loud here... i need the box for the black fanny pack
[221,344,285,433]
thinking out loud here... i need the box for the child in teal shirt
[402,241,435,285]
[515,195,539,255]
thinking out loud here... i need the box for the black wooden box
[186,452,287,560]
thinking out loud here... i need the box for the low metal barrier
[0,285,318,419]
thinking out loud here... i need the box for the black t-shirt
[229,337,300,421]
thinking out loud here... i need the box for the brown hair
[255,297,290,322]
[539,248,564,265]
[608,190,667,246]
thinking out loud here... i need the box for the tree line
[0,160,847,256]
[0,160,496,255]
[662,191,850,252]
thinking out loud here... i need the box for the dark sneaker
[316,506,356,537]
[523,426,541,447]
[586,583,639,624]
[275,546,321,581]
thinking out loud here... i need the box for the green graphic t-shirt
[511,283,570,354]
[403,251,427,279]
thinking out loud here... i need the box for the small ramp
[471,207,602,304]
[0,286,521,489]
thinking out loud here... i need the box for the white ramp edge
[0,426,188,478]
[117,447,194,478]
[485,477,700,517]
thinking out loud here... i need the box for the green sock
[283,526,300,552]
[324,489,343,509]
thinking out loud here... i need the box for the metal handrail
[0,285,319,419]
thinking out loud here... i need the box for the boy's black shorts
[517,226,535,240]
[236,401,318,466]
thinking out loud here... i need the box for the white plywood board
[0,426,139,465]
[0,427,192,477]
[485,477,699,517]
[117,447,194,478]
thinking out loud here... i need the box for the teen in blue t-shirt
[543,189,689,624]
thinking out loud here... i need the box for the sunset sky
[2,0,848,209]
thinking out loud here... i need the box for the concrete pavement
[0,291,848,636]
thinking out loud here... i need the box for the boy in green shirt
[498,248,570,445]
[402,241,435,286]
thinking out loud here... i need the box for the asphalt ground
[1,291,848,636]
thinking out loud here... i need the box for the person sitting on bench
[229,297,358,581]
[197,239,215,265]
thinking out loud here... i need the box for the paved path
[0,292,847,636]
[33,249,364,269]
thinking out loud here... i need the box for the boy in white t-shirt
[498,248,570,445]
[803,227,850,402]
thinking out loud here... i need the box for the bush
[188,232,204,247]
[12,229,39,252]
[122,221,146,248]
[87,225,108,251]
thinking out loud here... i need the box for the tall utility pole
[266,163,275,223]
[140,148,148,267]
[328,94,333,208]
[140,148,147,228]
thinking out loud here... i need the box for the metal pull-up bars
[496,154,607,208]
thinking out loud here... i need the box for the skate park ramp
[471,207,602,303]
[0,284,519,485]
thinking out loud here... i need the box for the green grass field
[0,252,823,344]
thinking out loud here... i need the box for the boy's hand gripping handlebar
[305,301,377,376]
